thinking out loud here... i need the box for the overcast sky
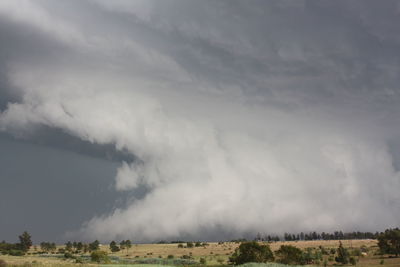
[1,0,400,243]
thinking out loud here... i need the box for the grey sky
[0,0,400,243]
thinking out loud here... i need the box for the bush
[90,250,110,263]
[178,244,184,248]
[64,252,74,259]
[9,250,24,256]
[167,254,174,259]
[352,248,361,256]
[229,241,274,265]
[276,245,305,265]
[187,242,194,248]
[200,257,206,265]
[217,258,225,264]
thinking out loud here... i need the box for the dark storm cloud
[0,0,400,242]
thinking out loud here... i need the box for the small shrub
[64,252,74,259]
[349,257,357,265]
[167,254,174,259]
[187,242,194,248]
[9,250,25,256]
[380,259,384,265]
[199,258,206,264]
[217,258,225,264]
[178,244,184,248]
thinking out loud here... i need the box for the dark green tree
[125,240,132,249]
[65,241,73,252]
[335,241,350,264]
[109,241,120,252]
[76,242,83,252]
[89,240,100,252]
[120,240,131,254]
[83,243,89,253]
[120,240,126,249]
[378,228,400,257]
[229,241,274,265]
[276,245,304,265]
[18,231,32,252]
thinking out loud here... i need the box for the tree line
[255,230,379,242]
[231,228,400,266]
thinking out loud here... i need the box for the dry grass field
[1,239,399,266]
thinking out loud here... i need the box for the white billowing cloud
[116,162,144,191]
[0,0,87,47]
[1,0,400,241]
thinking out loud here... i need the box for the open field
[1,240,400,267]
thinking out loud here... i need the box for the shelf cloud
[1,0,400,241]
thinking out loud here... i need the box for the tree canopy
[276,245,304,265]
[18,231,32,252]
[229,241,274,265]
[378,228,400,257]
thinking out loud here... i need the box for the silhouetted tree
[18,231,32,252]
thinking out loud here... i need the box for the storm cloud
[1,0,400,242]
